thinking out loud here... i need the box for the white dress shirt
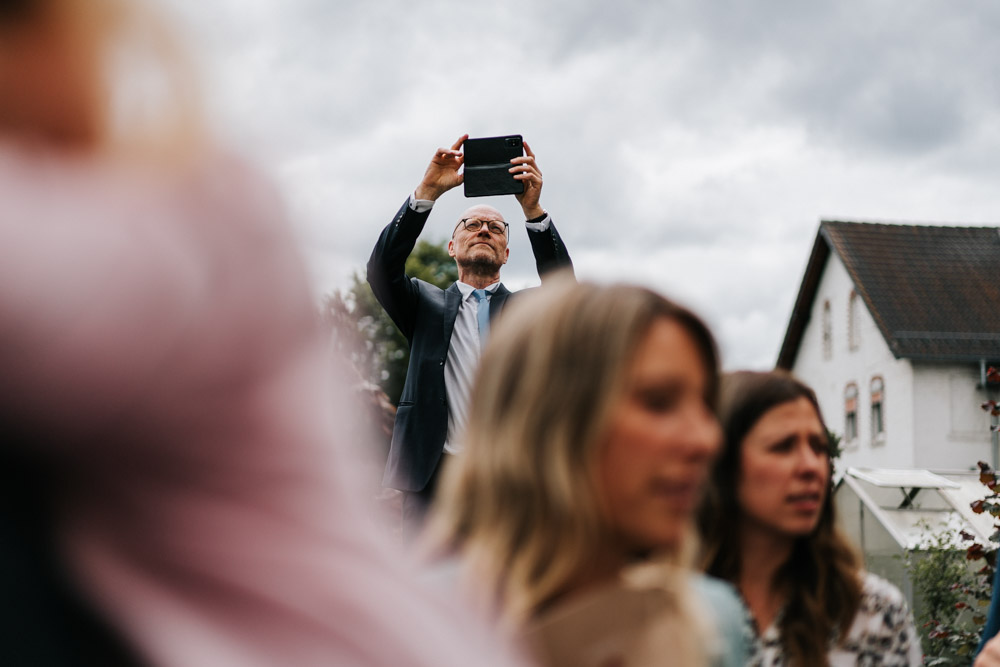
[442,281,498,454]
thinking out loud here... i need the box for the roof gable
[777,221,1000,368]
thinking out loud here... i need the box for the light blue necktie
[473,289,490,344]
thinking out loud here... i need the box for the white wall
[792,254,915,469]
[912,363,997,470]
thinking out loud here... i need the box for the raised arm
[367,136,467,337]
[366,199,431,340]
[512,140,574,279]
[512,140,545,221]
[528,219,574,279]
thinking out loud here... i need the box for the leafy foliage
[827,428,843,460]
[903,367,1000,664]
[321,239,457,405]
[403,239,458,288]
[903,524,992,665]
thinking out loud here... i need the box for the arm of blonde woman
[977,635,1000,667]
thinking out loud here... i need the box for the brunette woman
[700,370,922,666]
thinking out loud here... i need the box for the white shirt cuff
[408,193,434,213]
[525,213,551,232]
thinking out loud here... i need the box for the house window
[848,291,861,351]
[870,376,885,442]
[845,383,859,442]
[822,300,832,360]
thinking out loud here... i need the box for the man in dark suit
[367,134,573,524]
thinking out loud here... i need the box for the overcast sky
[160,0,1000,369]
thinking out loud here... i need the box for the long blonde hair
[0,0,204,161]
[425,276,720,637]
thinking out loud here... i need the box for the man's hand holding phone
[414,134,468,202]
[414,134,544,219]
[511,141,544,220]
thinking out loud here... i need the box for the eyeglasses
[459,218,509,236]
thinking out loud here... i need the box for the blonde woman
[0,1,518,665]
[425,277,747,666]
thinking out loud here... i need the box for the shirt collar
[457,281,500,299]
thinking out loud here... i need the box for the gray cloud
[157,0,1000,369]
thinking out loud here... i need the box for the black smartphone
[463,134,525,198]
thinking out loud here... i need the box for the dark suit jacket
[367,199,573,492]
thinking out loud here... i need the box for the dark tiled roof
[777,221,1000,368]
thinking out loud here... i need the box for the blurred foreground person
[978,634,1000,667]
[0,1,519,665]
[425,277,747,667]
[699,371,922,666]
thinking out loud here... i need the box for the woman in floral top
[699,371,922,666]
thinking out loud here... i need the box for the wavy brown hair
[698,370,862,667]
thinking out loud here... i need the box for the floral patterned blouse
[744,572,923,666]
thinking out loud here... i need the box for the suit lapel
[490,284,511,319]
[443,283,462,344]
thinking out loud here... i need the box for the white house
[776,221,1000,472]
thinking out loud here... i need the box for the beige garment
[522,564,718,667]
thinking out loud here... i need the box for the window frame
[870,375,885,443]
[848,290,861,351]
[844,382,859,444]
[822,300,833,361]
